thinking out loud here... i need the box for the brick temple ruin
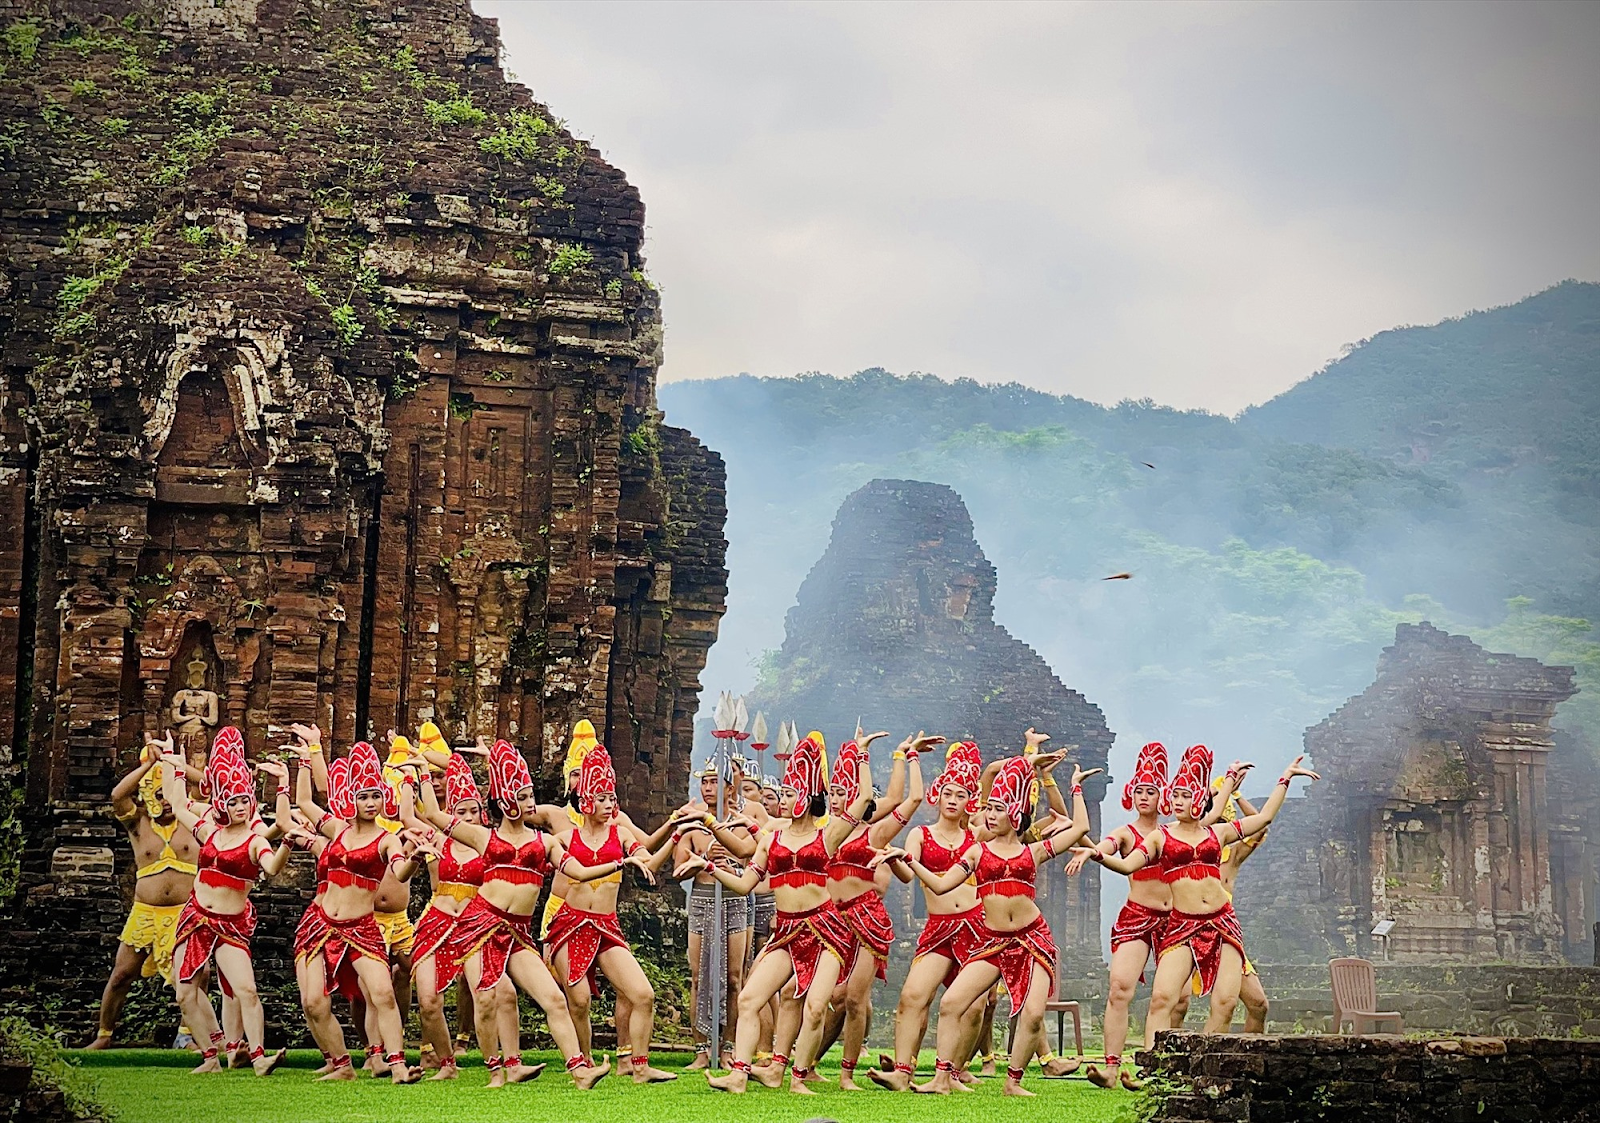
[750,478,1113,967]
[1235,622,1599,965]
[0,0,726,1026]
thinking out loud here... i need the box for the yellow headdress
[417,721,450,772]
[564,719,599,791]
[137,743,166,818]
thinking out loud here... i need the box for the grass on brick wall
[72,1048,1134,1123]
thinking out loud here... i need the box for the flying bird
[1102,572,1133,581]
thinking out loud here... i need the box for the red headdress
[577,744,618,816]
[928,740,982,814]
[1167,744,1213,818]
[206,726,253,817]
[780,731,828,818]
[488,738,534,813]
[830,739,865,806]
[988,754,1034,829]
[347,740,400,818]
[443,752,483,815]
[1123,741,1171,813]
[326,755,356,820]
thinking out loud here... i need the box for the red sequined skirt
[544,903,629,992]
[175,897,256,995]
[765,900,857,997]
[304,913,387,999]
[1156,903,1245,997]
[450,893,538,992]
[914,906,988,986]
[837,891,894,981]
[970,914,1056,1010]
[413,902,469,989]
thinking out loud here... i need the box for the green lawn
[72,1048,1135,1123]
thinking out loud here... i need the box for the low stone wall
[1137,1031,1600,1123]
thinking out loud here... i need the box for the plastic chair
[1329,957,1403,1033]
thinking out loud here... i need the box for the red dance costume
[830,830,895,981]
[545,824,633,990]
[910,826,986,986]
[1146,824,1246,995]
[302,828,389,998]
[449,831,549,991]
[1109,823,1170,954]
[412,839,485,989]
[966,843,1057,1009]
[175,831,259,994]
[758,830,856,996]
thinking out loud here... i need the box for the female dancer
[405,753,485,1079]
[1068,741,1172,1090]
[871,740,985,1091]
[824,731,929,1089]
[883,752,1097,1096]
[416,738,648,1089]
[291,731,425,1083]
[1077,746,1318,1038]
[686,731,872,1095]
[547,744,685,1083]
[156,728,294,1075]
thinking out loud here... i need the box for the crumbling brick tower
[0,0,727,1025]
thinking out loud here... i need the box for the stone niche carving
[1234,623,1599,964]
[0,0,727,1030]
[750,478,1113,967]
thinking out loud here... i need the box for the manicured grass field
[71,1048,1135,1123]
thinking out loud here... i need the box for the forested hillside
[659,283,1600,776]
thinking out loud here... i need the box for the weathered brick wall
[0,0,725,1035]
[1137,1031,1600,1123]
[750,478,1113,968]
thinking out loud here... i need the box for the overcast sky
[480,1,1600,413]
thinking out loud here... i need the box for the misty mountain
[659,282,1600,777]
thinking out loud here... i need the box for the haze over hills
[659,282,1600,780]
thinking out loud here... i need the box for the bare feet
[685,1048,711,1071]
[1084,1063,1116,1089]
[1042,1055,1081,1078]
[318,1063,357,1082]
[429,1061,458,1081]
[707,1069,748,1093]
[253,1049,287,1076]
[753,1062,785,1089]
[788,1073,816,1095]
[507,1062,546,1084]
[632,1063,678,1084]
[1119,1068,1145,1091]
[572,1058,611,1090]
[1003,1074,1035,1097]
[869,1068,911,1091]
[189,1055,222,1075]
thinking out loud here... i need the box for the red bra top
[437,838,484,888]
[1154,825,1223,884]
[568,823,627,866]
[482,829,550,886]
[974,842,1035,899]
[767,829,829,889]
[197,831,258,891]
[1126,824,1166,882]
[325,827,387,891]
[829,830,876,882]
[918,825,975,875]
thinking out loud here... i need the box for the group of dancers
[86,716,1315,1093]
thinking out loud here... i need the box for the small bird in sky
[1102,572,1133,581]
